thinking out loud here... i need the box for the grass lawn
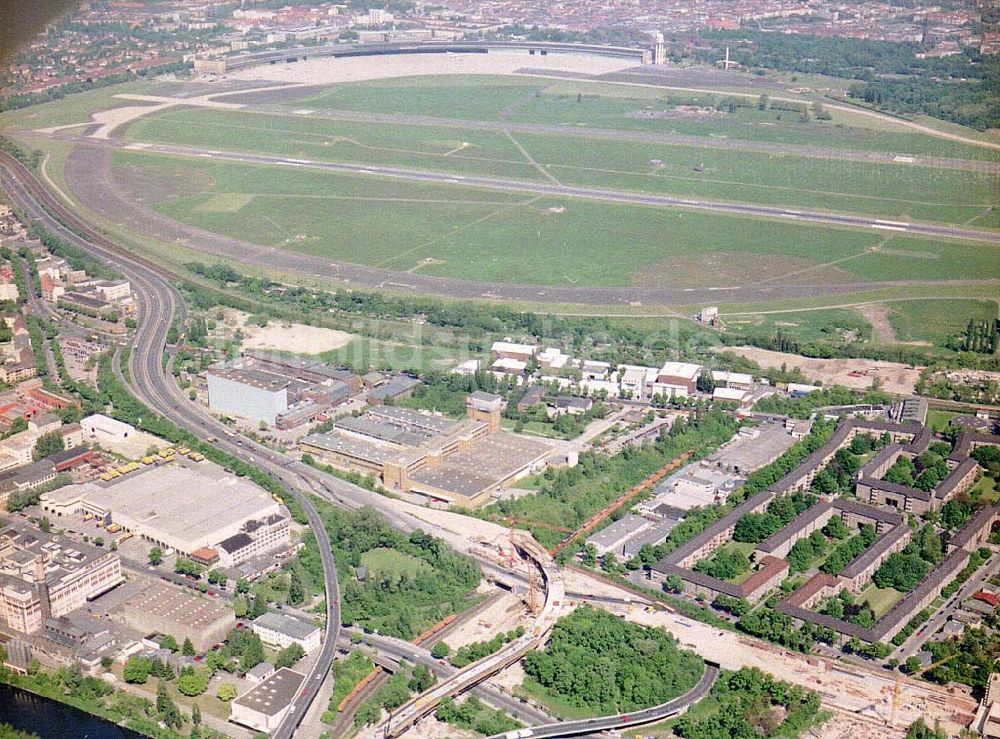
[123,106,999,225]
[0,79,155,131]
[515,678,604,721]
[360,547,432,581]
[317,335,467,373]
[724,308,872,345]
[296,74,999,161]
[296,74,544,121]
[116,151,1000,289]
[972,475,999,505]
[926,409,958,433]
[858,584,905,619]
[886,299,998,347]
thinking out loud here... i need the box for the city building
[652,362,701,399]
[300,402,551,507]
[251,611,322,653]
[39,464,289,565]
[231,668,306,733]
[0,520,123,634]
[207,367,289,426]
[110,578,235,653]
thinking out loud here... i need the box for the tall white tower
[653,31,666,65]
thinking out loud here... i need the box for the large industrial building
[39,463,290,566]
[0,521,123,634]
[108,578,235,653]
[206,355,362,428]
[300,397,551,507]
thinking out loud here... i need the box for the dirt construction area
[716,345,922,395]
[214,307,354,354]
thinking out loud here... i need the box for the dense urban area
[0,1,998,739]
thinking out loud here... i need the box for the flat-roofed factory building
[300,401,551,507]
[39,463,289,566]
[108,578,236,653]
[231,668,306,733]
[207,367,289,426]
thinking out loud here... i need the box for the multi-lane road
[0,151,341,739]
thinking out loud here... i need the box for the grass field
[114,151,1000,289]
[857,584,904,619]
[122,106,999,225]
[0,80,154,131]
[294,75,1000,162]
[359,547,431,582]
[725,308,873,345]
[886,299,998,347]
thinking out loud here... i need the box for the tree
[216,683,238,702]
[233,596,248,619]
[430,642,451,659]
[123,656,152,684]
[177,668,210,696]
[903,656,922,674]
[32,430,64,461]
[906,718,947,739]
[174,558,203,577]
[873,553,929,592]
[160,634,179,652]
[581,544,597,567]
[157,680,183,728]
[207,569,228,587]
[182,637,196,657]
[287,571,304,606]
[408,664,435,693]
[38,517,51,533]
[663,573,684,594]
[148,547,163,566]
[100,656,113,671]
[275,643,305,669]
[191,703,201,726]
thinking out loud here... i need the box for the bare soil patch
[856,303,931,346]
[631,252,862,288]
[716,345,922,395]
[217,307,355,355]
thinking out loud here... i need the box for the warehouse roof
[253,612,320,641]
[233,668,305,717]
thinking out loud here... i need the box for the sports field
[123,106,999,225]
[115,150,1000,288]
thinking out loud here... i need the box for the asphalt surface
[485,662,720,739]
[59,142,999,309]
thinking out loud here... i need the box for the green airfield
[293,74,1000,161]
[5,71,998,320]
[123,106,999,225]
[117,150,1000,289]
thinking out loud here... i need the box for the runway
[59,140,1000,308]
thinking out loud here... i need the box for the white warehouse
[207,367,289,425]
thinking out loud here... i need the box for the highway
[341,628,554,727]
[486,662,720,739]
[383,534,565,738]
[0,151,341,739]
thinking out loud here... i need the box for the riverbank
[0,682,141,739]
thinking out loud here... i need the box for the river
[0,683,142,738]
